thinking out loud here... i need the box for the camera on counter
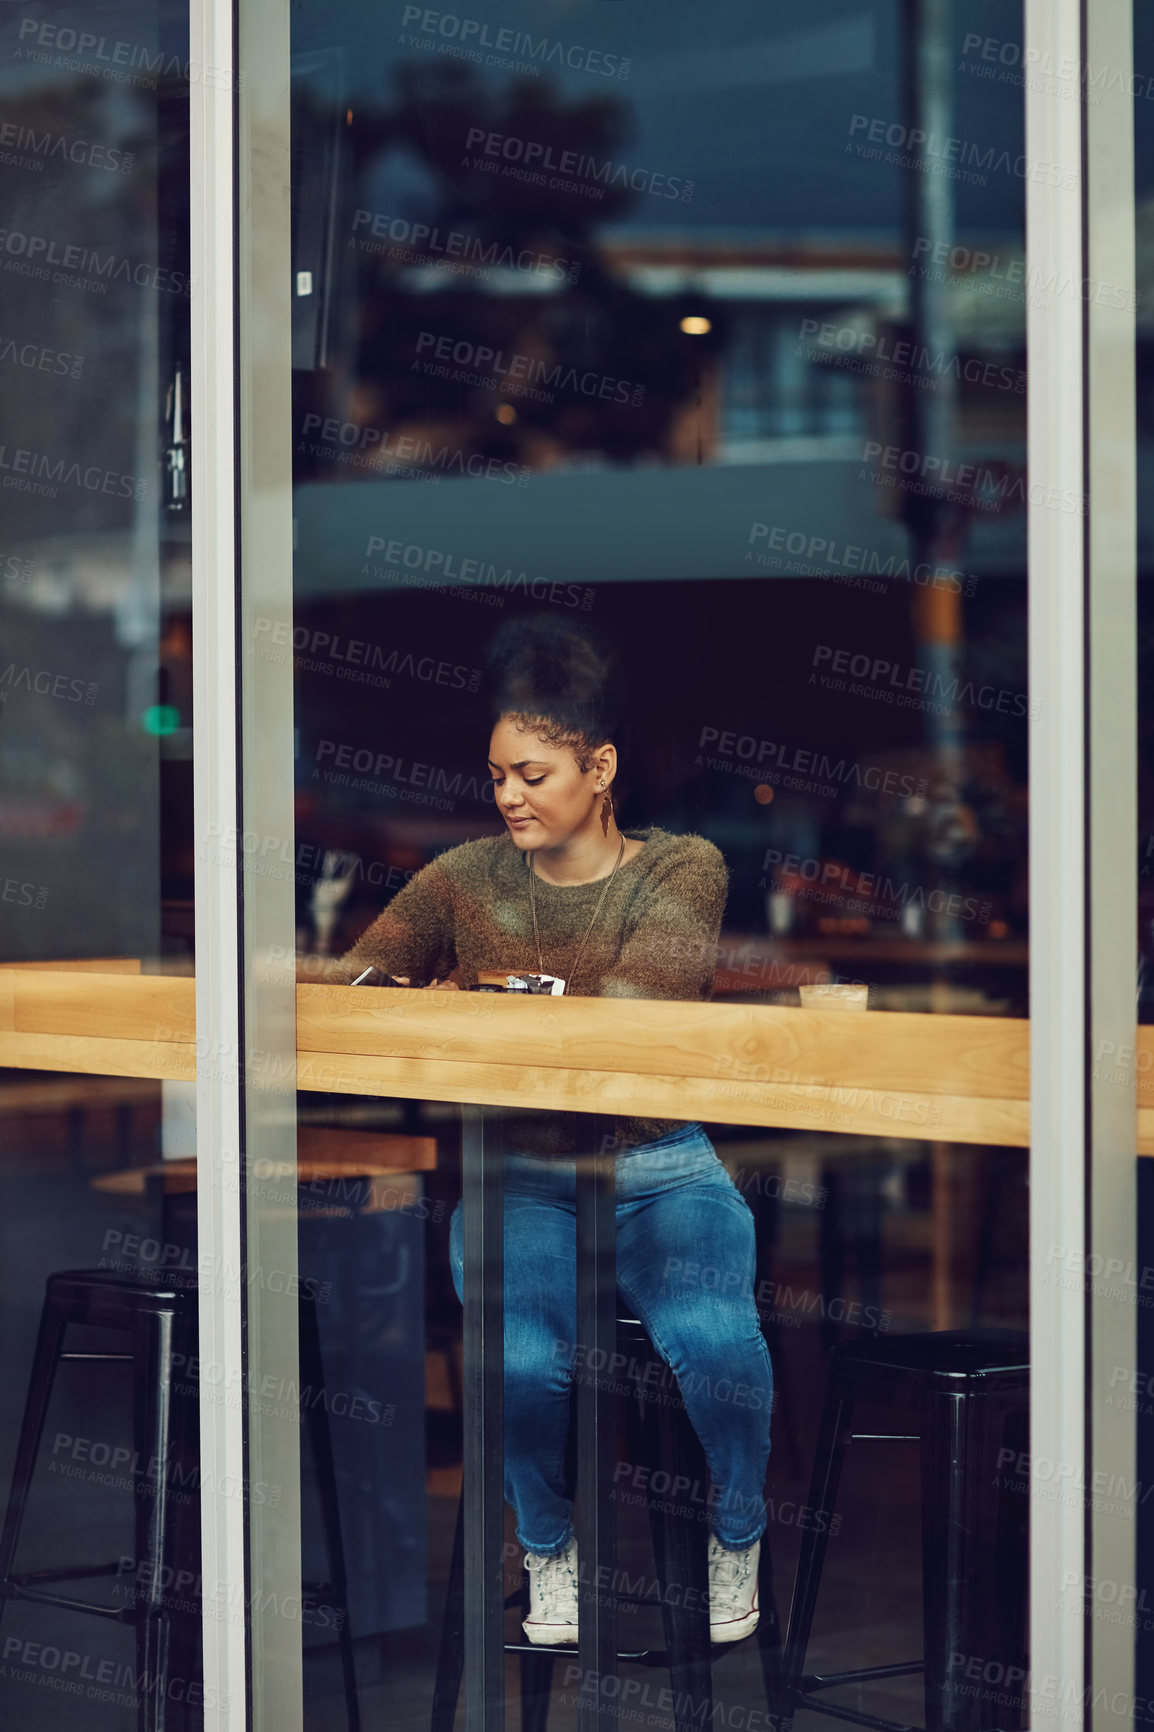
[470,971,566,996]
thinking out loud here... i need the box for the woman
[329,617,772,1646]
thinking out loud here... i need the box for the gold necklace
[528,834,626,995]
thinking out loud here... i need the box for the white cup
[798,982,869,1011]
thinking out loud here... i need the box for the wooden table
[6,963,1146,1332]
[90,1127,437,1214]
[1,965,1151,1151]
[0,964,1130,1144]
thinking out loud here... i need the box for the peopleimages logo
[15,19,244,92]
[0,550,35,585]
[0,228,193,296]
[464,127,693,203]
[0,442,145,501]
[315,738,498,810]
[697,725,927,799]
[0,337,84,380]
[351,210,580,284]
[252,618,481,693]
[1,877,48,908]
[415,331,644,407]
[859,439,1086,518]
[298,412,527,485]
[812,643,1036,719]
[0,119,134,175]
[400,6,631,80]
[761,848,990,929]
[798,317,1025,394]
[363,536,594,611]
[747,523,976,595]
[0,662,97,704]
[960,31,1154,102]
[911,236,1138,312]
[847,113,1074,189]
[0,1637,230,1713]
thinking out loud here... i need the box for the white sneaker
[523,1538,579,1646]
[708,1535,760,1643]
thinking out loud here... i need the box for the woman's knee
[656,1300,769,1377]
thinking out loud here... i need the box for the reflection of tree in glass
[295,63,718,477]
[0,76,166,539]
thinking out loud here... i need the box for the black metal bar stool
[432,1308,784,1732]
[0,1268,360,1732]
[781,1329,1029,1732]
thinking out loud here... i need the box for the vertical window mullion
[1086,1,1139,1724]
[1025,0,1091,1715]
[190,0,248,1726]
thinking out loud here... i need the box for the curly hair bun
[484,616,619,760]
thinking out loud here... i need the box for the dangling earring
[600,784,613,838]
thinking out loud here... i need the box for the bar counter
[0,965,1140,1148]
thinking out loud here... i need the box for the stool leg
[117,1101,135,1166]
[753,1530,786,1730]
[986,1398,1029,1728]
[133,1305,175,1732]
[818,1171,844,1355]
[0,1289,71,1619]
[762,1317,803,1482]
[748,1183,802,1481]
[518,1646,556,1732]
[780,1369,853,1732]
[299,1295,360,1732]
[641,1383,712,1732]
[970,1151,1010,1328]
[922,1386,1028,1732]
[162,1308,204,1731]
[575,1134,617,1730]
[67,1104,86,1171]
[921,1388,992,1732]
[431,1497,466,1732]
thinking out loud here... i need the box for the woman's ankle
[522,1532,575,1561]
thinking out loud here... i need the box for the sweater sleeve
[600,838,728,1002]
[317,855,458,985]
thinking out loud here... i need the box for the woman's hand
[389,975,460,991]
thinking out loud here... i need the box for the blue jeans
[450,1123,773,1555]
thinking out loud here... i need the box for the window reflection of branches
[292,63,720,479]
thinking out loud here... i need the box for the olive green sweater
[331,827,728,1155]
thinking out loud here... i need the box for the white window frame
[190,1,1140,1725]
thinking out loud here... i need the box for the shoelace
[709,1543,753,1592]
[527,1549,578,1617]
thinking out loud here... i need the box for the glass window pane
[0,3,197,1727]
[254,2,1034,1725]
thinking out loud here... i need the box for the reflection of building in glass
[599,232,1028,468]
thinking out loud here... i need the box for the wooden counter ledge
[0,967,1147,1150]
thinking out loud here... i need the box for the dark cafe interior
[0,0,1152,1728]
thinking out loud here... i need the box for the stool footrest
[503,1641,654,1661]
[500,1589,696,1615]
[11,1562,122,1585]
[59,1352,134,1362]
[503,1640,736,1666]
[806,1663,924,1688]
[3,1582,136,1624]
[794,1692,921,1732]
[847,1433,918,1442]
